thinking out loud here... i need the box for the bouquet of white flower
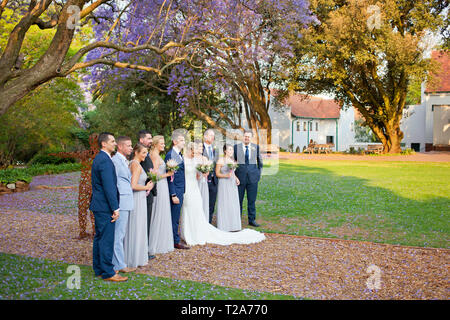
[196,159,213,174]
[166,159,179,172]
[226,161,239,171]
[166,159,179,182]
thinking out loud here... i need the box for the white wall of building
[291,118,335,151]
[289,107,356,152]
[337,106,356,152]
[400,104,427,152]
[424,93,450,144]
[268,106,291,150]
[400,83,450,151]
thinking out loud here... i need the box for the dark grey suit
[141,153,156,239]
[203,143,218,223]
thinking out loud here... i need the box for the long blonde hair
[151,135,165,151]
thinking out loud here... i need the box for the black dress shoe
[174,243,190,250]
[248,221,260,227]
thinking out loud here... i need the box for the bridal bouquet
[166,159,179,182]
[196,159,214,174]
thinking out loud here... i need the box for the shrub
[0,163,81,185]
[401,148,416,155]
[0,169,33,184]
[29,151,76,166]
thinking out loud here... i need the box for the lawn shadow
[251,161,450,248]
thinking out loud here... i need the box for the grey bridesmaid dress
[148,157,174,255]
[216,163,242,231]
[124,161,149,268]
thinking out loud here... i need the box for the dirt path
[277,151,450,162]
[1,209,448,300]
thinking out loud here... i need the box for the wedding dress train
[180,157,265,246]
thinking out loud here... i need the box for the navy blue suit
[89,150,120,279]
[165,148,185,244]
[234,143,263,223]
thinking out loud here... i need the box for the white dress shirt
[243,143,251,159]
[101,149,112,159]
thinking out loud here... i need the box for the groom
[166,131,190,250]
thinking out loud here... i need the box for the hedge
[0,163,81,185]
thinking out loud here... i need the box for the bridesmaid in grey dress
[148,136,175,255]
[215,144,242,232]
[125,144,153,268]
[194,142,210,222]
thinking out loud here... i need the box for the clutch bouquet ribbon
[166,159,180,182]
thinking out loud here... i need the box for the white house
[401,50,450,152]
[235,91,356,152]
[269,94,356,152]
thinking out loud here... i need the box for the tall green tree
[288,0,448,153]
[84,78,194,145]
[0,76,84,166]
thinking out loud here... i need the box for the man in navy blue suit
[234,130,263,227]
[166,131,190,250]
[89,132,128,282]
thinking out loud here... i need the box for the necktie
[245,145,249,165]
[209,146,213,160]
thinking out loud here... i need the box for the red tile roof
[273,91,341,119]
[425,50,450,93]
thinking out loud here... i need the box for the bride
[180,142,266,246]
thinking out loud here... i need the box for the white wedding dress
[180,157,266,246]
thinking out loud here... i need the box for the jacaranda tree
[85,0,315,142]
[0,0,218,115]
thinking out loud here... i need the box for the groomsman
[203,129,218,223]
[138,130,157,260]
[234,130,263,227]
[89,132,127,282]
[111,136,136,274]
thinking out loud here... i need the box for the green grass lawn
[1,159,448,300]
[0,253,296,300]
[249,159,450,248]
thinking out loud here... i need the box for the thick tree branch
[0,0,9,19]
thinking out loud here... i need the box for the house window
[326,136,334,144]
[309,122,312,131]
[296,121,300,131]
[303,122,307,131]
[316,122,319,131]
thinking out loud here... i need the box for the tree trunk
[368,120,404,154]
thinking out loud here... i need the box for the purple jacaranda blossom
[83,0,315,111]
